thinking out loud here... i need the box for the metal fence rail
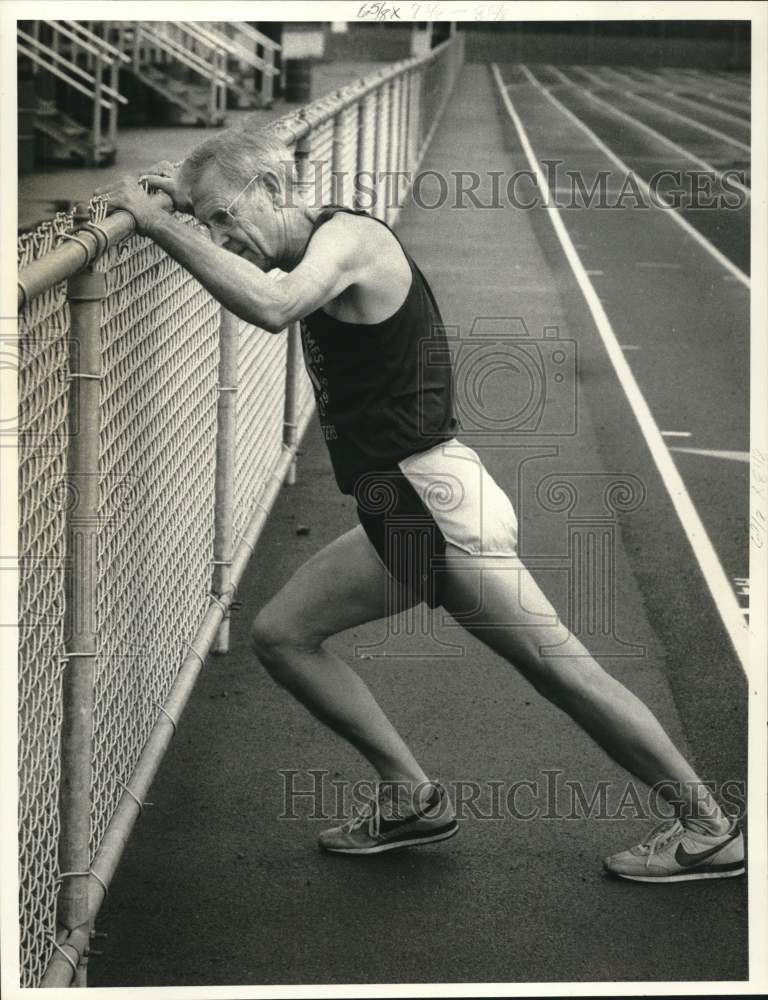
[15,31,464,988]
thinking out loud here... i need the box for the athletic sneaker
[318,781,458,855]
[604,818,744,882]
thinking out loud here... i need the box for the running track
[497,62,750,657]
[89,63,750,987]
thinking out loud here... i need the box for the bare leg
[251,526,428,786]
[439,547,729,831]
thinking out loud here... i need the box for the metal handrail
[18,34,463,305]
[229,21,281,51]
[186,20,276,72]
[19,28,126,105]
[213,23,280,76]
[17,37,114,111]
[60,19,131,63]
[41,19,115,65]
[138,23,234,85]
[177,20,232,56]
[21,30,106,90]
[275,39,457,143]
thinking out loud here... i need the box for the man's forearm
[146,214,286,332]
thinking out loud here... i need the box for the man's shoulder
[310,209,401,267]
[304,208,412,321]
[320,207,381,234]
[309,209,361,250]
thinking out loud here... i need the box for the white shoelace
[640,818,684,867]
[341,786,436,839]
[342,797,381,838]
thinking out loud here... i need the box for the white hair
[179,125,296,197]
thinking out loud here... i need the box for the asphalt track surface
[89,64,749,987]
[504,63,750,651]
[525,64,750,274]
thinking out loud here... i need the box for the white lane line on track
[517,65,750,289]
[703,91,751,115]
[670,447,750,463]
[546,64,593,85]
[568,65,605,85]
[582,65,638,87]
[661,431,692,438]
[546,65,750,197]
[655,89,751,130]
[572,65,750,136]
[625,90,750,151]
[654,79,752,116]
[635,261,682,269]
[698,69,751,93]
[659,67,749,95]
[492,62,751,675]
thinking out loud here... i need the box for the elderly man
[97,125,743,881]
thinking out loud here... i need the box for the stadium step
[28,99,115,166]
[129,65,225,125]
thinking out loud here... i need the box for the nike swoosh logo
[675,831,736,867]
[376,787,443,836]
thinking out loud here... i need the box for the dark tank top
[300,206,458,495]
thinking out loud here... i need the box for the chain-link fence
[17,217,74,989]
[90,227,222,856]
[16,29,464,988]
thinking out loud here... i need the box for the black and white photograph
[2,1,767,995]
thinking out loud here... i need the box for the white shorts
[354,438,518,607]
[398,438,519,557]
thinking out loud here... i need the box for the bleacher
[17,20,280,168]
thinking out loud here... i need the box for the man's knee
[251,607,290,663]
[250,606,318,676]
[517,642,612,713]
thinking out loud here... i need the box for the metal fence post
[109,60,118,149]
[414,66,421,154]
[92,56,102,167]
[211,307,239,654]
[132,24,141,74]
[283,135,313,485]
[283,322,303,486]
[387,75,403,222]
[370,88,382,217]
[218,54,227,116]
[413,67,423,162]
[356,92,375,212]
[54,265,106,987]
[262,45,274,106]
[331,109,346,207]
[400,71,411,201]
[385,80,396,224]
[208,74,216,122]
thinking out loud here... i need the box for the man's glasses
[207,173,261,233]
